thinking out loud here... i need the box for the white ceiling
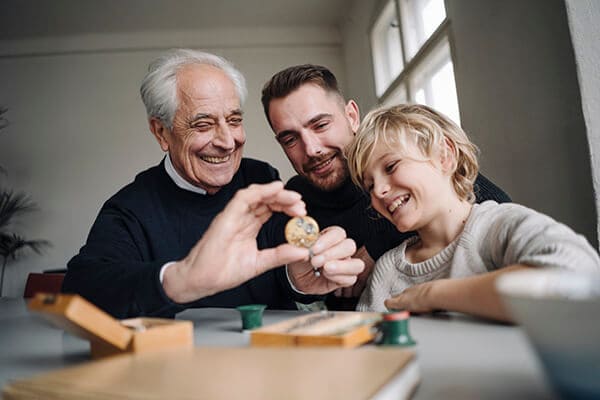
[1,0,349,40]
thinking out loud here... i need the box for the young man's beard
[303,152,350,192]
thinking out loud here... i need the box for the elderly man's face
[268,84,359,191]
[153,64,245,194]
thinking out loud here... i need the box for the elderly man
[261,64,510,309]
[63,50,363,318]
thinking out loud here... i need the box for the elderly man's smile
[200,154,231,164]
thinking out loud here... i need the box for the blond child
[345,104,600,321]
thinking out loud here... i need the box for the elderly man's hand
[287,227,365,295]
[162,181,310,303]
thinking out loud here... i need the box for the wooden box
[28,293,194,359]
[250,311,382,348]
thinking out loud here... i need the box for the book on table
[2,346,420,400]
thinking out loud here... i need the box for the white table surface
[0,298,558,399]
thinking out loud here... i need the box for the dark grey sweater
[63,158,308,318]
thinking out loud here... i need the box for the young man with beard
[261,65,510,309]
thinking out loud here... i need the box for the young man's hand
[287,226,365,295]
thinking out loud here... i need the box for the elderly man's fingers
[225,181,306,222]
[275,200,307,217]
[228,182,305,215]
[310,238,357,268]
[252,185,307,216]
[236,181,285,205]
[249,204,272,220]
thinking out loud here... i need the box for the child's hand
[386,268,524,321]
[384,281,437,314]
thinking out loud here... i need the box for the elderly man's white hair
[140,48,247,129]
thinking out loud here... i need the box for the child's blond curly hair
[345,104,479,202]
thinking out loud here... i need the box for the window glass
[415,88,426,105]
[371,0,404,96]
[409,39,460,123]
[422,0,446,38]
[399,0,446,61]
[430,60,460,124]
[370,0,459,124]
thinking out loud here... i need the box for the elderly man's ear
[149,117,170,152]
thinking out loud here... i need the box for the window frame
[370,0,406,97]
[369,0,459,115]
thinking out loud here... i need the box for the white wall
[342,0,597,247]
[565,0,600,243]
[445,0,596,245]
[340,1,379,115]
[0,27,345,297]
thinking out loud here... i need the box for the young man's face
[268,84,359,191]
[151,64,245,194]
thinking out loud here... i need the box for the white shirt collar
[164,153,207,195]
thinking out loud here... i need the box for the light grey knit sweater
[357,201,600,312]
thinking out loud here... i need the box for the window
[370,0,460,124]
[371,0,404,96]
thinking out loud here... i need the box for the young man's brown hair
[261,64,344,127]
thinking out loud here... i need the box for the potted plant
[0,107,50,297]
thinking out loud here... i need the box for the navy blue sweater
[63,158,305,318]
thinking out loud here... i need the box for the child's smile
[387,193,411,214]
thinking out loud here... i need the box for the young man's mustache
[303,151,339,170]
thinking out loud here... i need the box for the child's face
[363,140,452,233]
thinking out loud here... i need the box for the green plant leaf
[0,232,50,260]
[0,106,8,132]
[0,106,7,174]
[0,190,37,230]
